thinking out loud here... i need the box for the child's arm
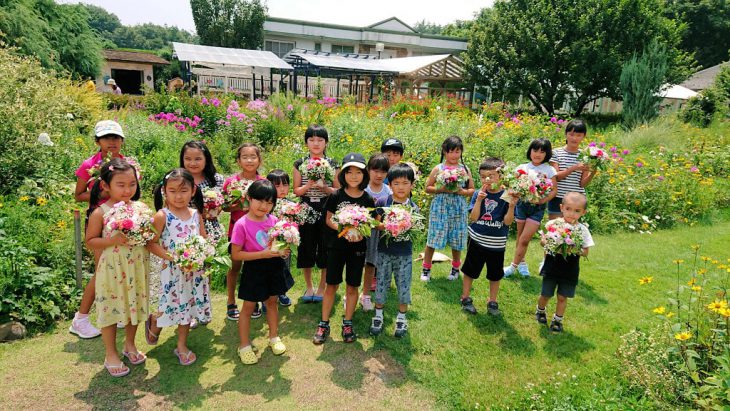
[197,210,208,238]
[459,169,476,197]
[230,243,285,261]
[325,210,338,231]
[424,166,440,194]
[292,167,314,197]
[145,210,173,261]
[581,247,590,257]
[85,209,127,250]
[331,169,341,189]
[552,161,587,182]
[504,196,517,226]
[74,178,91,202]
[580,168,596,188]
[468,190,486,223]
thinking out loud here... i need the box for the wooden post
[336,77,341,101]
[252,73,257,100]
[73,210,83,289]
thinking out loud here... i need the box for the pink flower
[636,162,643,168]
[690,166,699,173]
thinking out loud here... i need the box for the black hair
[266,169,290,186]
[387,163,415,183]
[153,168,204,212]
[526,138,553,163]
[337,165,369,191]
[439,135,465,164]
[479,157,505,172]
[304,124,329,143]
[89,158,141,209]
[247,179,278,209]
[367,153,390,172]
[236,142,262,162]
[565,119,587,135]
[180,140,218,187]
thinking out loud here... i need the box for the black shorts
[461,238,505,281]
[238,257,292,302]
[297,216,328,269]
[326,247,366,287]
[540,254,580,298]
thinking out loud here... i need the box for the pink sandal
[122,350,147,365]
[174,348,197,366]
[104,361,130,377]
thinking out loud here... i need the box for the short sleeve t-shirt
[230,214,278,252]
[467,190,511,251]
[324,188,375,250]
[520,162,557,179]
[376,196,419,256]
[223,174,264,238]
[542,220,594,281]
[552,147,585,198]
[75,151,126,208]
[365,184,392,205]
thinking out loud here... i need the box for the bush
[680,89,719,127]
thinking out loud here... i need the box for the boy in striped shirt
[460,158,517,316]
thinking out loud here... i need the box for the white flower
[65,113,75,120]
[641,215,651,222]
[37,133,54,146]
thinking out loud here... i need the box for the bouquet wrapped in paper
[540,218,585,257]
[581,142,611,171]
[223,178,252,208]
[435,166,469,192]
[273,199,320,225]
[381,204,425,242]
[172,235,216,273]
[202,188,225,219]
[267,220,301,251]
[298,158,335,183]
[499,163,552,204]
[103,201,156,246]
[332,204,377,239]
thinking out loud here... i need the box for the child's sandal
[145,316,159,345]
[174,348,197,366]
[122,350,147,365]
[238,346,258,365]
[104,361,130,377]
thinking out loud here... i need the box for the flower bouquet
[298,158,335,183]
[103,201,156,246]
[435,166,469,192]
[267,220,301,251]
[381,204,425,242]
[540,218,585,257]
[499,163,553,203]
[332,204,377,239]
[172,235,217,273]
[581,142,611,171]
[202,188,225,219]
[273,199,320,225]
[223,178,252,208]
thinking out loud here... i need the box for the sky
[56,0,490,33]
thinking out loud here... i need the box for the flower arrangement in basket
[103,201,156,246]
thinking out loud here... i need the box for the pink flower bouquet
[298,158,335,183]
[540,218,585,257]
[223,178,252,208]
[499,163,553,204]
[332,204,377,239]
[581,142,611,171]
[273,198,320,225]
[202,188,224,219]
[103,201,156,246]
[172,235,216,273]
[267,220,301,251]
[381,204,425,242]
[435,166,469,192]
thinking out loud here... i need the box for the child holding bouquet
[421,136,475,282]
[536,192,594,332]
[181,140,225,244]
[369,164,421,337]
[504,138,557,277]
[145,168,212,366]
[85,159,151,377]
[362,154,392,311]
[293,125,340,303]
[313,153,375,344]
[548,120,596,219]
[230,180,292,364]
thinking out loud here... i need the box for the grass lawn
[1,215,729,410]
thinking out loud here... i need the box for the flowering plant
[267,220,301,251]
[103,201,156,246]
[435,166,469,192]
[499,163,553,203]
[582,142,612,171]
[223,178,252,208]
[381,204,425,242]
[332,204,377,239]
[202,188,224,219]
[272,198,320,225]
[172,235,216,273]
[298,158,335,183]
[540,218,585,257]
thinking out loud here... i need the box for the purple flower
[622,149,630,155]
[636,162,643,168]
[550,116,557,123]
[657,175,665,181]
[201,97,208,105]
[496,121,504,128]
[589,142,597,147]
[612,153,618,158]
[610,146,617,153]
[599,142,606,148]
[557,119,565,125]
[287,104,294,111]
[690,166,699,173]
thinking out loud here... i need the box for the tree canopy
[665,0,730,69]
[190,0,266,50]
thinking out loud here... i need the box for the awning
[172,42,293,70]
[659,84,698,100]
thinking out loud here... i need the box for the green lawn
[1,216,729,410]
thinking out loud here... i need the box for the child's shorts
[547,197,563,215]
[514,201,546,223]
[365,230,380,267]
[374,253,412,305]
[540,275,577,298]
[461,239,505,281]
[326,248,365,287]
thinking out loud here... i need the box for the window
[265,40,295,58]
[331,44,355,54]
[314,43,321,52]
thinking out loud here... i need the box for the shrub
[680,89,719,127]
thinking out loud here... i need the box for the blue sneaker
[517,262,530,277]
[279,294,292,306]
[503,264,517,277]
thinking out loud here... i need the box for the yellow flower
[697,268,707,275]
[675,332,692,341]
[691,285,702,292]
[653,306,666,314]
[56,220,67,230]
[19,196,29,202]
[691,244,700,251]
[707,300,728,312]
[719,308,730,318]
[672,259,685,265]
[666,312,675,319]
[639,276,654,285]
[36,197,47,206]
[701,256,711,262]
[687,278,696,286]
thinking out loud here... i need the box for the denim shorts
[514,200,546,223]
[547,197,563,215]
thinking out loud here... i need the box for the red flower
[517,169,527,175]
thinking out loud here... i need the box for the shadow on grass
[537,326,596,359]
[575,280,608,305]
[466,312,537,356]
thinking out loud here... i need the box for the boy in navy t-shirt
[460,158,517,315]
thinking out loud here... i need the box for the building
[680,62,729,92]
[96,50,170,95]
[263,16,468,59]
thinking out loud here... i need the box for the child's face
[96,135,123,155]
[383,149,402,166]
[183,147,206,176]
[164,178,194,210]
[444,148,462,164]
[530,149,547,164]
[344,166,364,189]
[274,182,289,199]
[369,168,387,186]
[479,169,501,191]
[306,136,327,157]
[104,169,137,203]
[560,198,587,224]
[248,197,274,218]
[389,176,413,200]
[237,147,260,174]
[565,131,586,148]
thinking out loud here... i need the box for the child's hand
[344,228,363,242]
[575,162,589,172]
[280,248,291,258]
[476,189,487,200]
[263,249,282,259]
[111,232,128,246]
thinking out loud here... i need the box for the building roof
[659,84,697,100]
[680,62,729,91]
[102,49,169,65]
[367,17,417,33]
[172,42,293,70]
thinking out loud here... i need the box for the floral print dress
[196,173,225,244]
[155,208,212,327]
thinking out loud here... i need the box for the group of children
[69,117,597,376]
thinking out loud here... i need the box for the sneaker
[503,264,517,277]
[420,268,431,282]
[536,309,548,324]
[447,267,460,281]
[69,314,101,339]
[550,319,564,332]
[370,316,384,336]
[394,319,408,338]
[360,294,374,311]
[278,294,292,306]
[226,304,240,321]
[251,303,262,319]
[312,323,330,345]
[517,262,530,277]
[487,301,501,316]
[461,297,477,315]
[342,323,357,343]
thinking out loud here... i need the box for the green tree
[413,20,443,35]
[465,0,692,115]
[442,19,474,38]
[620,41,669,128]
[665,0,730,69]
[81,3,121,35]
[190,0,267,49]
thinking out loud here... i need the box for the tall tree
[620,41,669,128]
[413,20,443,35]
[465,0,692,115]
[665,0,730,69]
[190,0,267,49]
[81,3,122,35]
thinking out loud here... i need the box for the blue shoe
[517,262,530,277]
[311,295,324,303]
[299,292,314,303]
[279,294,292,306]
[503,264,517,277]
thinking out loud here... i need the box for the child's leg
[423,246,435,266]
[344,285,359,320]
[488,281,500,303]
[227,260,242,306]
[238,300,257,348]
[177,324,191,351]
[78,273,96,314]
[461,275,474,299]
[537,295,550,309]
[511,220,540,266]
[316,269,326,296]
[302,267,314,295]
[122,322,143,362]
[101,324,120,364]
[451,249,462,268]
[321,284,339,322]
[362,265,375,297]
[509,220,525,265]
[264,296,279,338]
[555,294,568,317]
